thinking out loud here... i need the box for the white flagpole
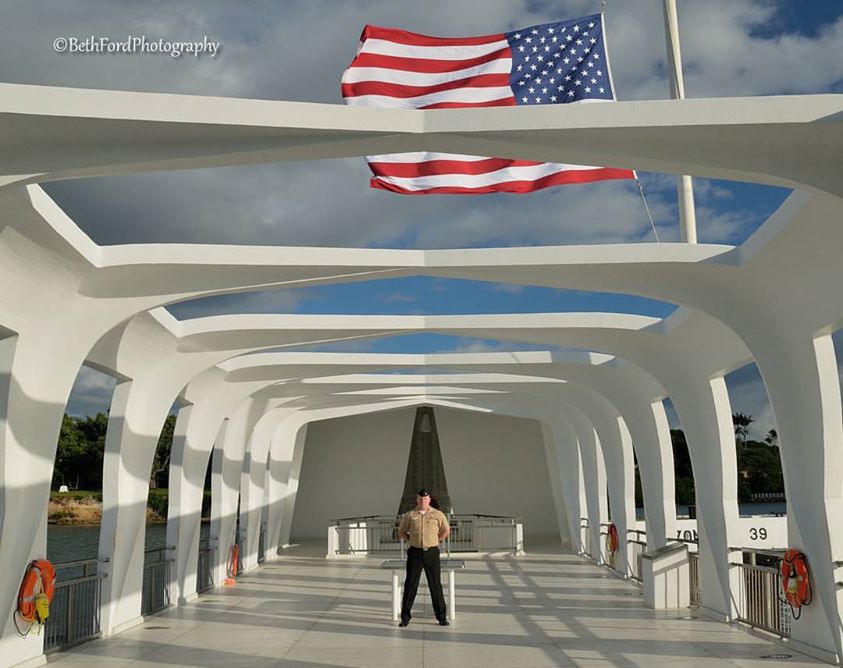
[662,0,697,244]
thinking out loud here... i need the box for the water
[47,523,209,565]
[634,502,786,521]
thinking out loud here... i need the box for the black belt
[409,545,438,551]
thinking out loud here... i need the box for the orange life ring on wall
[17,559,56,632]
[226,544,239,582]
[780,548,812,618]
[607,523,620,554]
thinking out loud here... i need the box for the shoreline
[48,493,166,526]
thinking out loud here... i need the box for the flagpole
[662,0,697,244]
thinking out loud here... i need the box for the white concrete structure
[0,83,841,666]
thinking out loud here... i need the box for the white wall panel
[291,407,415,538]
[435,408,558,539]
[292,406,558,541]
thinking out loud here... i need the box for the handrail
[54,573,105,586]
[144,545,175,554]
[731,546,784,557]
[740,561,780,575]
[53,556,110,570]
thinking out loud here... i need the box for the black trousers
[401,546,447,621]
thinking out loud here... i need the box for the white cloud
[5,0,842,416]
[20,0,837,256]
[435,337,555,354]
[65,365,118,416]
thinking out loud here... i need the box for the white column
[277,422,308,549]
[239,401,273,574]
[558,387,636,576]
[666,375,741,621]
[211,409,251,587]
[209,419,237,588]
[544,417,586,553]
[566,409,608,563]
[749,329,843,661]
[0,334,91,668]
[167,406,226,605]
[540,422,573,549]
[267,418,304,557]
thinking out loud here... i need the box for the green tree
[53,415,85,488]
[764,428,778,448]
[52,413,107,489]
[670,429,696,506]
[735,439,785,502]
[732,412,754,446]
[150,414,176,489]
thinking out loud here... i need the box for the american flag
[342,14,634,195]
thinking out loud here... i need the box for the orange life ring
[226,544,239,580]
[607,523,620,554]
[780,549,812,617]
[17,559,56,624]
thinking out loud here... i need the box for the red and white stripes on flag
[341,22,634,195]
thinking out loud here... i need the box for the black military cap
[417,488,431,497]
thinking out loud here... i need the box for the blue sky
[5,0,840,436]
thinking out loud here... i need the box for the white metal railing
[197,540,215,595]
[627,529,647,582]
[448,515,521,555]
[328,514,521,557]
[329,515,402,556]
[44,557,109,653]
[142,546,174,616]
[734,547,791,637]
[688,551,700,605]
[580,517,590,556]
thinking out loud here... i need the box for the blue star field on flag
[507,14,615,105]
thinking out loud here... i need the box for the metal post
[662,0,697,244]
[449,569,456,620]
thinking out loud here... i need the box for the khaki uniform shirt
[398,508,449,548]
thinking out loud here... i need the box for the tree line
[52,413,175,491]
[56,410,784,507]
[633,413,784,507]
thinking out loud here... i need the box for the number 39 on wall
[749,527,768,541]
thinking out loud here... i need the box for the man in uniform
[396,488,451,627]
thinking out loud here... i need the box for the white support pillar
[167,406,226,605]
[239,401,274,574]
[565,409,608,563]
[278,421,308,549]
[666,375,741,622]
[545,417,586,553]
[747,329,843,662]
[210,418,241,588]
[267,418,307,554]
[99,381,152,636]
[211,408,251,587]
[616,418,638,577]
[540,422,573,550]
[0,334,92,668]
[557,387,636,577]
[563,370,676,552]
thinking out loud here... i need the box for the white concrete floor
[48,541,823,668]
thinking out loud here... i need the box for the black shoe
[399,618,410,627]
[437,618,450,626]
